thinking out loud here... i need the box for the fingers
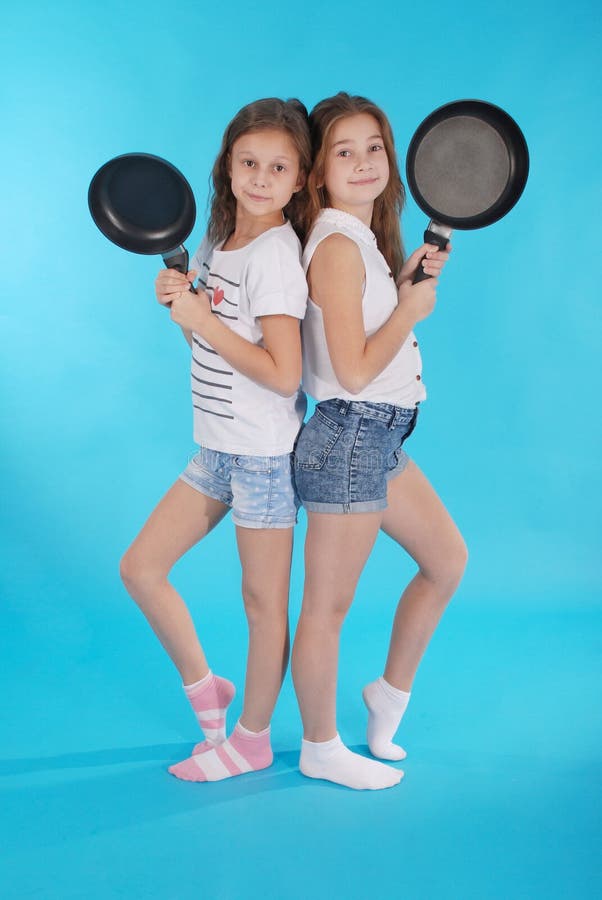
[421,258,445,277]
[421,241,452,255]
[156,271,191,290]
[155,269,195,305]
[420,243,450,277]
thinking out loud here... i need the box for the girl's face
[322,113,390,215]
[228,129,304,222]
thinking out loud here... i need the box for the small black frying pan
[405,100,529,282]
[88,152,197,290]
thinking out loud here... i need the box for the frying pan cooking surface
[406,100,529,232]
[88,153,196,256]
[413,116,511,219]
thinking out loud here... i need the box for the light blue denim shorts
[293,399,418,514]
[180,446,299,529]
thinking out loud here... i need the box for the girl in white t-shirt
[120,98,310,782]
[291,92,467,790]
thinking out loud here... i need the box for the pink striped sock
[169,721,273,782]
[184,671,235,752]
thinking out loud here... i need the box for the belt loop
[387,408,398,430]
[338,400,349,416]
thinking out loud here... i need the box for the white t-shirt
[189,221,308,455]
[301,208,426,408]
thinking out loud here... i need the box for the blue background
[2,0,600,897]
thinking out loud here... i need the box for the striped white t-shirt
[189,221,308,456]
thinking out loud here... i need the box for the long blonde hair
[301,92,406,278]
[207,98,311,245]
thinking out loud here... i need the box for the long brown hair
[207,98,311,245]
[301,92,406,279]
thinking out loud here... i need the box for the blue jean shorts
[180,446,299,529]
[293,399,418,514]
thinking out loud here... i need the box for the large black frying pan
[406,100,529,282]
[88,152,197,290]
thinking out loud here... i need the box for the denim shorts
[293,399,418,514]
[180,446,299,529]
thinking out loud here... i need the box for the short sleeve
[245,231,308,320]
[189,234,214,289]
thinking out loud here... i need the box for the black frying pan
[88,152,197,287]
[405,100,529,282]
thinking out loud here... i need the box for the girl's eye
[274,164,286,173]
[243,160,256,168]
[369,144,383,152]
[337,149,352,158]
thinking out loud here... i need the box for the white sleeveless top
[301,208,426,407]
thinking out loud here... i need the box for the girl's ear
[293,172,307,193]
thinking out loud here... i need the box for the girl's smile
[349,176,380,185]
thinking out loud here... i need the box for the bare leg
[120,480,229,684]
[167,525,294,783]
[291,511,404,789]
[235,526,294,732]
[291,511,382,742]
[380,461,468,692]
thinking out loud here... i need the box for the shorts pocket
[233,455,272,475]
[389,445,406,470]
[294,409,344,471]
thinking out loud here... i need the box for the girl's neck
[329,200,374,229]
[223,206,284,251]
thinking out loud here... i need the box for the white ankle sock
[363,676,410,761]
[299,733,403,790]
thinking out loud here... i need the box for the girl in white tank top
[291,93,468,791]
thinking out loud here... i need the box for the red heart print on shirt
[213,286,224,306]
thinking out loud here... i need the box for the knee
[439,535,468,593]
[242,581,288,631]
[120,549,161,598]
[422,534,468,596]
[119,549,140,594]
[300,591,352,631]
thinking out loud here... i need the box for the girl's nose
[356,154,373,172]
[253,168,268,186]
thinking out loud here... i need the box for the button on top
[413,340,418,347]
[416,374,421,381]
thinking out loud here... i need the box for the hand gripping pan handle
[413,223,453,284]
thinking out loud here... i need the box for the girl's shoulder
[244,222,307,313]
[307,208,376,248]
[303,209,375,271]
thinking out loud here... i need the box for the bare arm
[169,287,302,397]
[201,311,301,397]
[308,234,438,395]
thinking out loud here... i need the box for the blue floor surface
[2,595,600,899]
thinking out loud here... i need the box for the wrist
[394,301,416,333]
[200,312,222,343]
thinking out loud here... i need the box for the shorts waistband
[321,398,418,428]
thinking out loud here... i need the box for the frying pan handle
[412,226,452,284]
[162,246,197,294]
